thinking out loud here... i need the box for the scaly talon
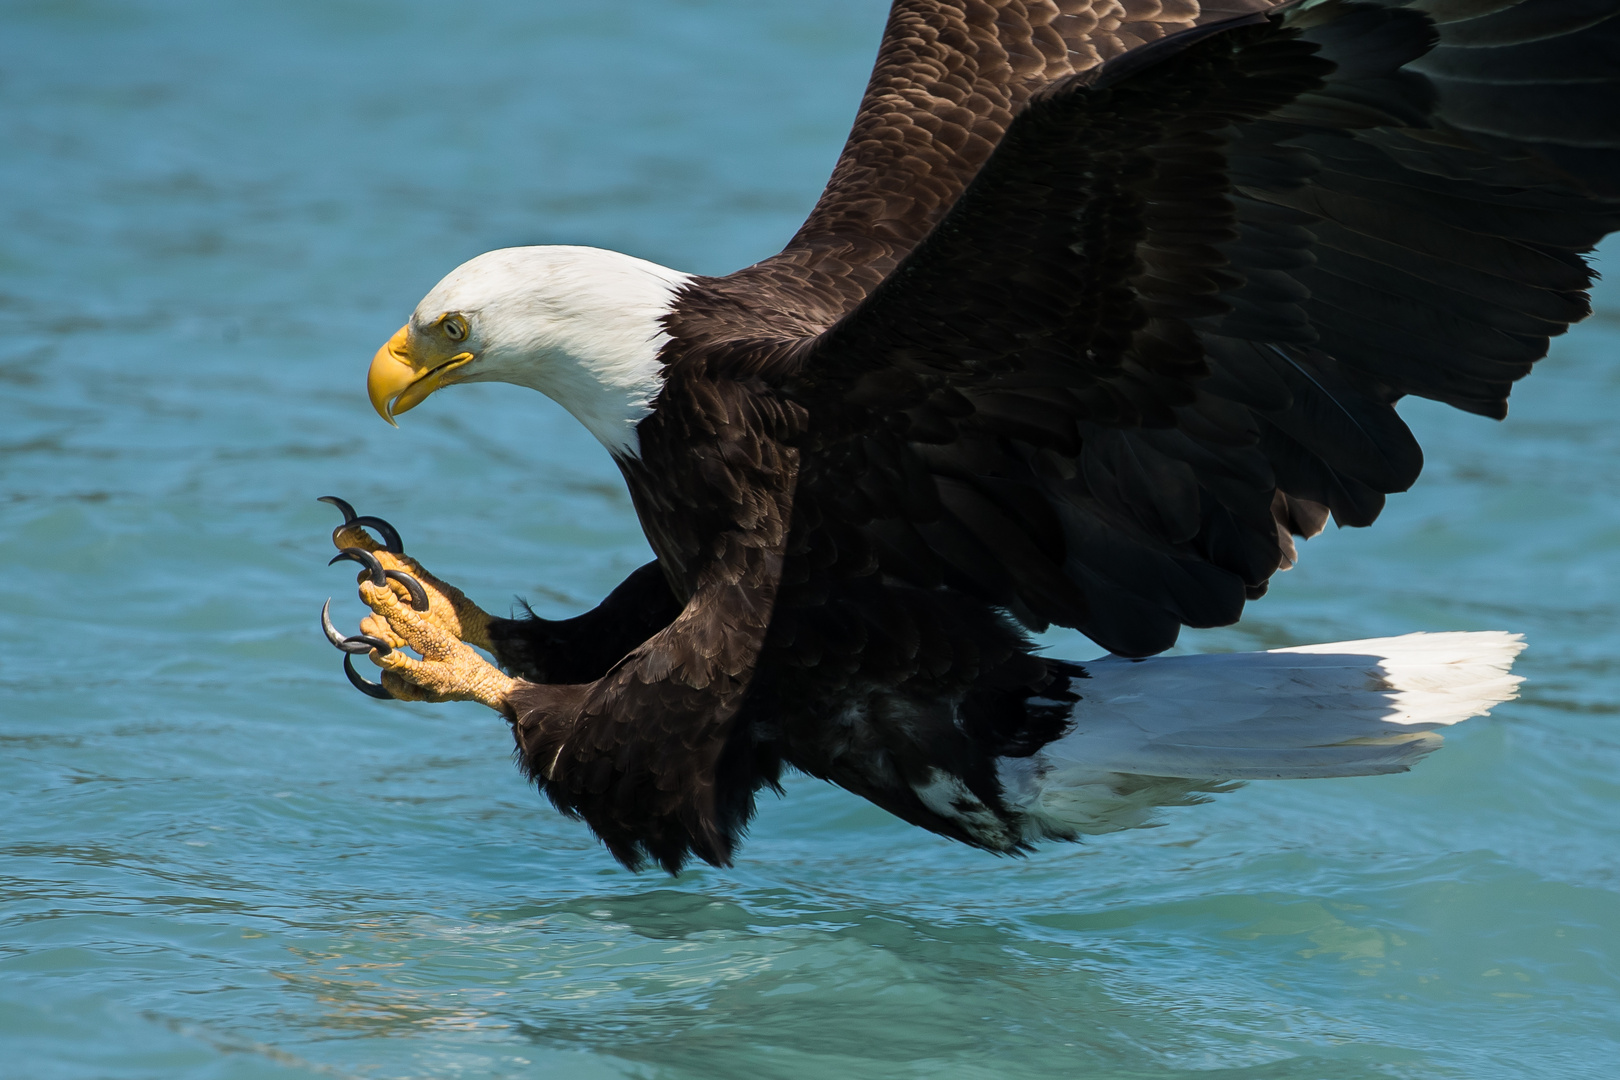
[318,497,501,705]
[358,612,407,650]
[328,551,426,611]
[385,570,430,612]
[357,579,516,711]
[320,497,497,651]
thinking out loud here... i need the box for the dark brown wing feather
[1410,0,1620,197]
[740,1,1620,657]
[676,0,1277,341]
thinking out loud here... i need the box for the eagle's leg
[321,497,496,651]
[352,574,518,711]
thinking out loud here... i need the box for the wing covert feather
[676,0,1277,339]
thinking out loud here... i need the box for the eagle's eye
[443,315,468,342]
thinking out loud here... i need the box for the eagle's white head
[366,246,692,456]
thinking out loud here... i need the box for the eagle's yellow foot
[353,577,517,713]
[318,497,512,707]
[318,496,494,650]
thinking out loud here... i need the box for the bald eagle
[321,0,1619,873]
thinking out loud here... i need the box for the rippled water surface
[4,2,1619,1077]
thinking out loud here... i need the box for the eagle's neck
[454,247,693,457]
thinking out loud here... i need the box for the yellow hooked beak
[366,325,474,426]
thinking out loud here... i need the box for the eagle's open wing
[777,0,1287,294]
[684,0,1275,336]
[762,2,1620,657]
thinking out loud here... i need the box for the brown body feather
[479,0,1620,871]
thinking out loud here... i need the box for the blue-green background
[3,2,1618,1077]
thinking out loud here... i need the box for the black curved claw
[385,570,430,612]
[321,598,365,652]
[321,599,393,655]
[344,653,394,699]
[318,495,358,523]
[350,516,404,554]
[330,547,387,587]
[319,497,405,553]
[347,633,395,654]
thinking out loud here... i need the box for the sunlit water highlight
[2,3,1618,1077]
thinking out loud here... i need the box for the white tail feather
[1001,632,1525,839]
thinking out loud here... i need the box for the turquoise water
[3,1,1619,1076]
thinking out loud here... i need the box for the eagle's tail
[1001,632,1526,839]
